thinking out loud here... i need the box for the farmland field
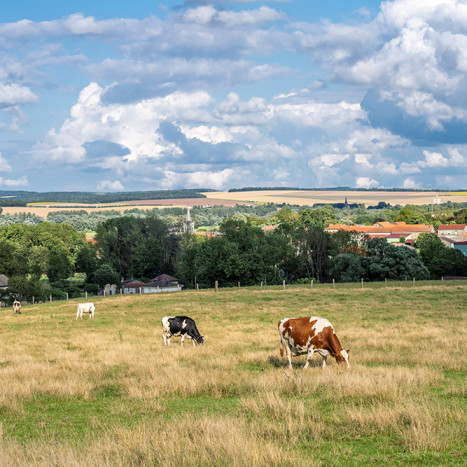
[203,189,467,206]
[2,189,467,217]
[0,285,465,465]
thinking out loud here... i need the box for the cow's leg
[76,309,79,320]
[304,347,315,369]
[180,334,184,346]
[163,332,167,345]
[284,345,293,369]
[321,355,327,369]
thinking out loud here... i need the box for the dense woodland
[1,200,466,303]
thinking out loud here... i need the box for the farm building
[324,222,434,243]
[122,275,183,294]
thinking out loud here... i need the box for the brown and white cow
[13,300,21,314]
[278,317,350,369]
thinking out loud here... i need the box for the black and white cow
[161,316,204,346]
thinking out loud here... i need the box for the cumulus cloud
[0,175,28,187]
[97,180,124,191]
[0,153,12,172]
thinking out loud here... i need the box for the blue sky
[0,0,466,192]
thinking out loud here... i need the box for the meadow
[0,285,465,466]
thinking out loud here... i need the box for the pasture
[0,285,465,466]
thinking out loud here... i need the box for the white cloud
[402,177,420,189]
[422,150,449,167]
[97,180,124,191]
[0,176,28,187]
[0,84,38,106]
[356,177,379,189]
[0,153,12,172]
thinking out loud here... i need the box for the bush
[64,286,83,299]
[49,288,67,300]
[84,283,99,295]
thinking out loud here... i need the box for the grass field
[0,285,466,466]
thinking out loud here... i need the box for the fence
[1,277,466,308]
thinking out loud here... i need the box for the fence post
[86,291,88,299]
[196,283,199,292]
[66,292,69,302]
[33,296,35,305]
[361,278,364,289]
[104,289,106,297]
[238,282,240,288]
[261,281,263,290]
[333,279,335,289]
[385,278,387,288]
[311,279,313,289]
[50,294,52,303]
[120,288,122,295]
[413,277,415,287]
[441,277,444,286]
[215,281,218,292]
[139,287,141,295]
[283,280,286,290]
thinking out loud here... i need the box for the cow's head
[195,335,204,345]
[335,349,350,368]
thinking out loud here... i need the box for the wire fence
[1,277,466,308]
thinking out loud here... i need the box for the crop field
[0,285,466,466]
[203,190,467,206]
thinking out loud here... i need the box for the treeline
[1,209,466,304]
[0,189,211,204]
[2,200,467,232]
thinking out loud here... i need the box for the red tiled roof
[438,224,466,230]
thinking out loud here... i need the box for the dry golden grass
[0,285,465,465]
[203,189,467,206]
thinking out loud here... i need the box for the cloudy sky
[0,0,466,192]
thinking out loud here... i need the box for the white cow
[13,300,21,314]
[76,302,95,319]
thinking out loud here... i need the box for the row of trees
[1,210,466,303]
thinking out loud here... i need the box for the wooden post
[333,279,335,289]
[33,296,35,305]
[104,289,106,297]
[50,294,52,303]
[196,283,199,292]
[413,277,415,287]
[66,292,69,302]
[215,280,218,292]
[139,287,141,295]
[86,291,88,299]
[385,278,387,288]
[311,279,313,289]
[238,282,240,288]
[120,288,122,295]
[260,281,263,290]
[283,280,285,290]
[361,278,364,289]
[441,277,444,286]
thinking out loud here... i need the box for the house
[324,222,434,243]
[122,275,183,294]
[439,237,467,256]
[437,224,467,239]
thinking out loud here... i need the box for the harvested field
[203,190,467,206]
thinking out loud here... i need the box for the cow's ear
[346,348,350,353]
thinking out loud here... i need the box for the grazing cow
[162,316,204,346]
[278,317,350,369]
[76,302,95,319]
[13,300,21,314]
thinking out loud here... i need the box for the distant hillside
[0,189,213,205]
[228,187,454,192]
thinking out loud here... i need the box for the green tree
[329,253,364,283]
[362,238,429,281]
[47,245,73,283]
[298,206,337,229]
[93,263,120,288]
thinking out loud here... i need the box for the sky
[0,0,466,193]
